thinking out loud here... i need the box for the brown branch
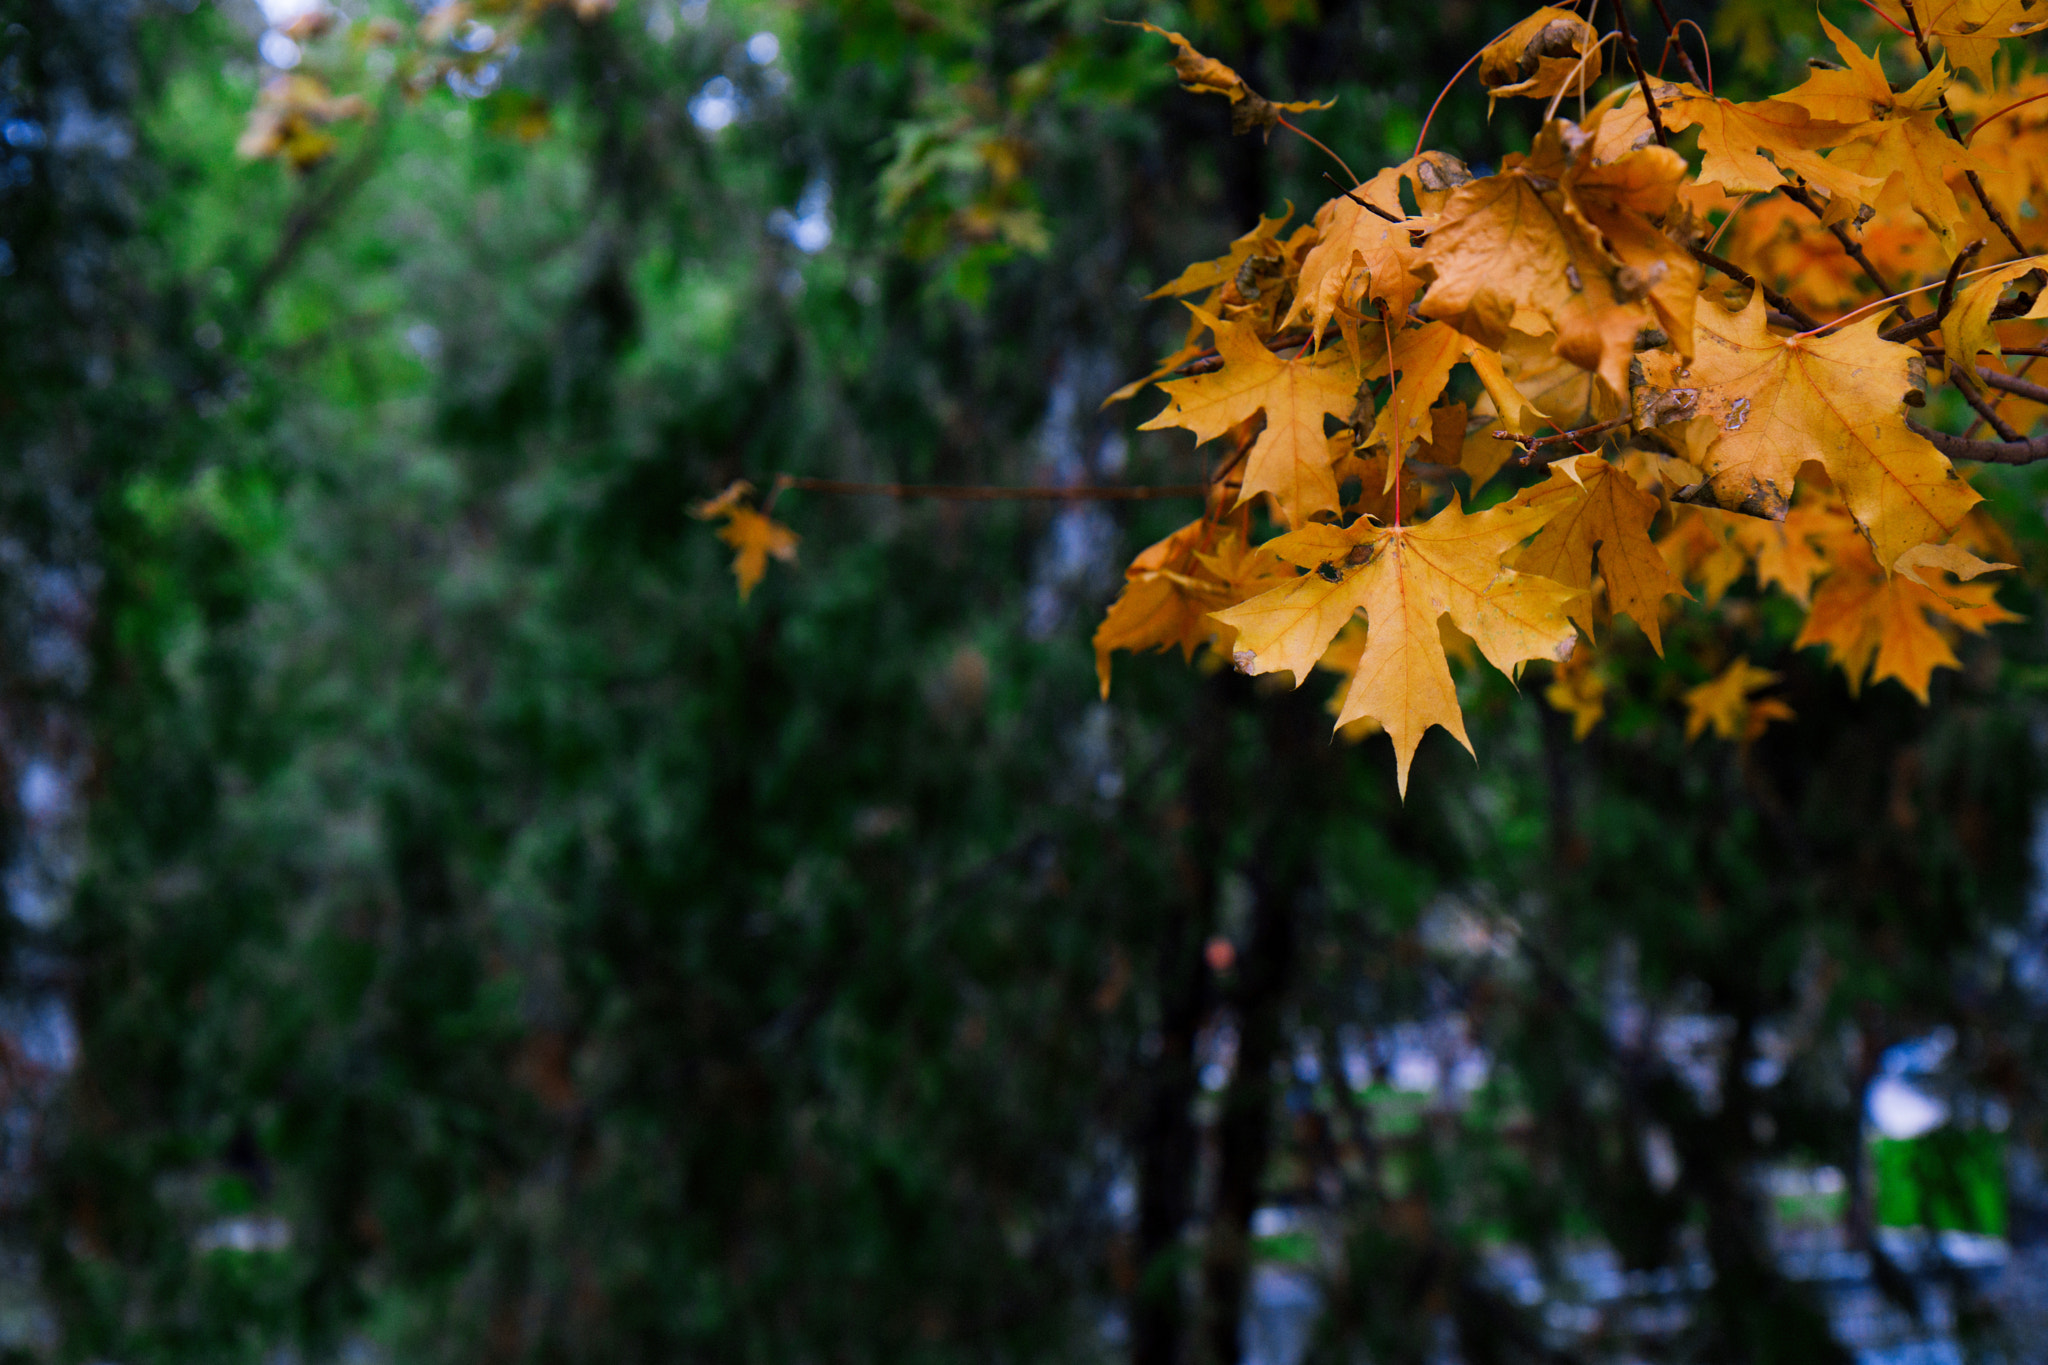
[1610,0,1671,148]
[1647,0,1708,88]
[1777,183,1904,309]
[1951,371,2025,441]
[1933,238,1987,326]
[1907,418,2048,464]
[1898,0,2031,258]
[1973,365,2048,406]
[1887,284,2041,342]
[773,477,1208,501]
[1922,344,2048,359]
[1494,416,1630,464]
[1693,246,1822,332]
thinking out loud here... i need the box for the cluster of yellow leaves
[1093,10,2043,792]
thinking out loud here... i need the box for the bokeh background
[4,0,2048,1361]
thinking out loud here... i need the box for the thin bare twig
[1951,373,2025,441]
[1777,183,1905,311]
[1693,245,1822,331]
[1322,172,1403,225]
[1610,0,1671,148]
[771,477,1208,501]
[1973,365,2048,406]
[1934,239,1988,325]
[1494,416,1630,464]
[1647,0,1707,87]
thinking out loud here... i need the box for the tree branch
[1692,246,1822,332]
[1777,183,1904,309]
[1647,0,1708,88]
[1908,418,2048,464]
[773,477,1208,501]
[1898,0,2030,257]
[1972,365,2048,406]
[1610,0,1671,149]
[1494,416,1630,464]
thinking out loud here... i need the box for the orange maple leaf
[1635,294,1978,570]
[1477,6,1604,110]
[1286,165,1424,343]
[1683,657,1791,743]
[1418,120,1694,399]
[1511,455,1690,652]
[1795,533,2017,700]
[1210,496,1577,793]
[1140,308,1360,525]
[692,482,799,601]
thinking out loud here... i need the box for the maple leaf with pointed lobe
[1418,120,1695,400]
[1873,0,2048,85]
[1661,87,1881,208]
[1730,490,1848,607]
[1140,308,1360,525]
[692,481,799,601]
[1782,18,1989,247]
[1794,533,2017,700]
[1358,321,1469,485]
[1544,650,1608,739]
[1635,294,1977,570]
[1657,505,1750,606]
[1092,510,1292,697]
[1148,207,1294,302]
[1286,166,1425,344]
[1510,455,1689,652]
[1210,496,1577,794]
[1683,658,1792,742]
[1477,6,1604,109]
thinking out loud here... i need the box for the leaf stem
[1609,0,1671,148]
[1276,115,1358,187]
[1965,88,2048,147]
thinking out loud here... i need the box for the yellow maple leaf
[1140,308,1360,525]
[1635,294,1978,570]
[1418,121,1689,399]
[1210,496,1576,794]
[1662,88,1882,208]
[1782,18,1988,247]
[1683,657,1790,742]
[1286,166,1424,343]
[1477,6,1604,109]
[1941,260,2041,370]
[691,481,799,601]
[1877,0,2048,83]
[1544,650,1607,740]
[1510,455,1690,652]
[1794,532,2017,700]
